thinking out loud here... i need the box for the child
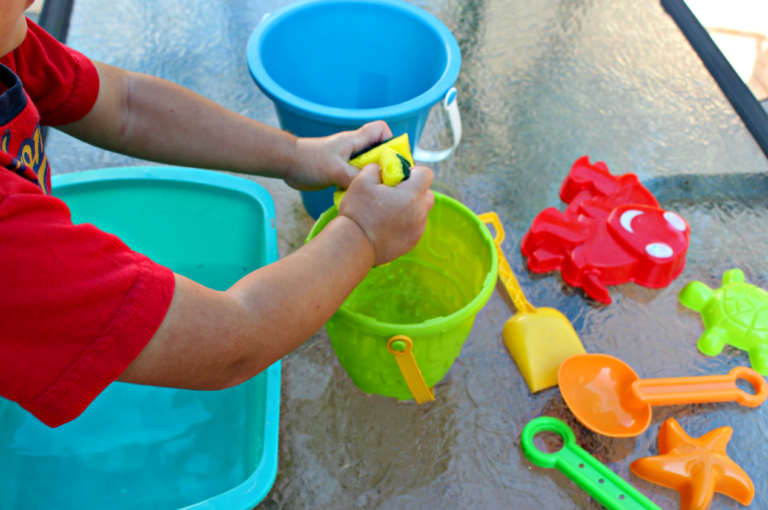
[0,1,435,427]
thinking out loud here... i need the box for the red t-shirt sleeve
[0,173,175,427]
[0,19,99,126]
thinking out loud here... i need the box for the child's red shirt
[0,20,174,427]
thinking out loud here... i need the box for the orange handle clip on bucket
[387,336,435,404]
[478,212,586,392]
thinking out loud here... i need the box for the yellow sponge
[379,148,411,186]
[349,133,414,169]
[336,134,414,208]
[333,189,345,209]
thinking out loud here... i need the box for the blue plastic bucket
[247,0,462,219]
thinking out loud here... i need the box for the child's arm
[58,61,385,190]
[117,165,435,390]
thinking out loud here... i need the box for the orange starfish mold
[630,418,754,510]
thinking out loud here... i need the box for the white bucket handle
[413,87,462,163]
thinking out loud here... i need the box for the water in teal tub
[0,264,266,510]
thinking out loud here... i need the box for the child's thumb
[398,166,433,195]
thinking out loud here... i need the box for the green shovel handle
[521,417,661,510]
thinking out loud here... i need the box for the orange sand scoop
[630,418,754,510]
[558,354,768,437]
[479,213,585,393]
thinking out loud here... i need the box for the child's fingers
[348,121,393,156]
[353,163,383,188]
[425,190,435,210]
[398,166,433,195]
[335,164,359,189]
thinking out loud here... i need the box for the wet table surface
[47,0,768,508]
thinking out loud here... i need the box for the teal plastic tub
[0,167,280,510]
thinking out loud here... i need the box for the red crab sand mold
[521,156,690,304]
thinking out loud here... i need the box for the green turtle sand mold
[680,269,768,375]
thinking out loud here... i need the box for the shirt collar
[0,64,27,127]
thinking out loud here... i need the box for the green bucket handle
[387,336,435,404]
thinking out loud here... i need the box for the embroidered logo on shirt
[1,125,50,195]
[18,124,49,193]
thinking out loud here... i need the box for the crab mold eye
[663,211,686,231]
[646,242,673,258]
[620,210,644,233]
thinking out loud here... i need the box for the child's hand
[284,121,393,191]
[338,163,435,266]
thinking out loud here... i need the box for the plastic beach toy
[558,354,768,437]
[521,417,662,510]
[305,194,497,402]
[680,268,768,375]
[630,418,754,510]
[478,213,585,393]
[521,156,690,304]
[247,0,462,218]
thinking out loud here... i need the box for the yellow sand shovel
[479,213,586,392]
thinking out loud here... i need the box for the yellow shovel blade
[503,307,586,393]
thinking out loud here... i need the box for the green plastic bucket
[306,193,498,400]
